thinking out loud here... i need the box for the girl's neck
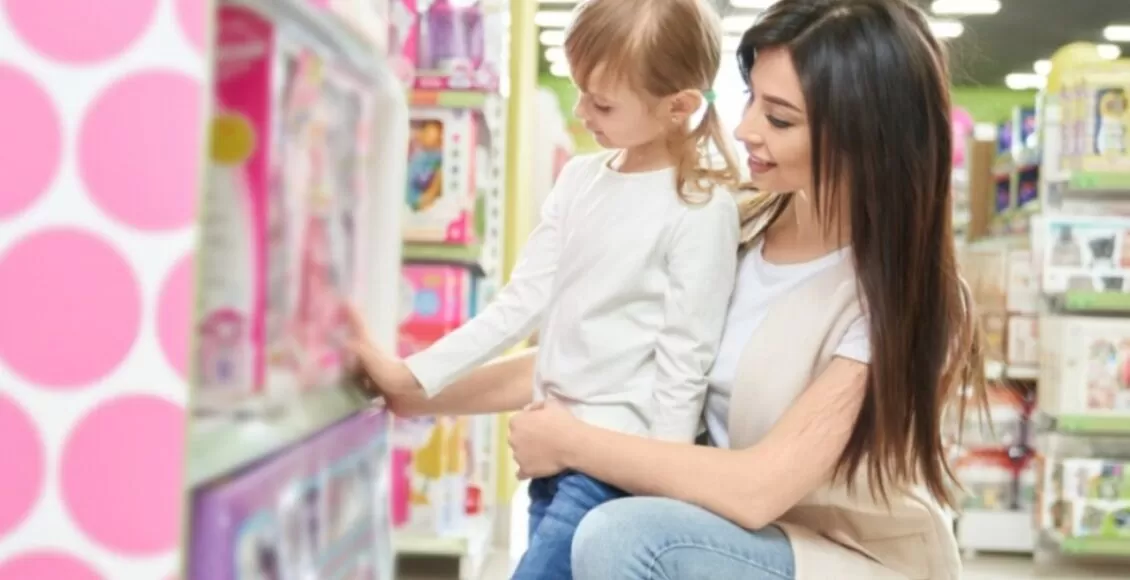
[762,193,851,263]
[611,139,675,173]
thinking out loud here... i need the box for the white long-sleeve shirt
[405,152,740,442]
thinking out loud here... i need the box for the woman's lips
[748,156,777,175]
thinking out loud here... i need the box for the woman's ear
[667,89,704,125]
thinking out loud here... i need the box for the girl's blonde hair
[564,0,742,202]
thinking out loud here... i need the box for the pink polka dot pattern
[79,72,202,231]
[158,253,195,378]
[0,395,44,537]
[0,65,61,219]
[61,396,185,555]
[176,0,208,52]
[0,552,103,580]
[0,230,141,388]
[5,0,157,64]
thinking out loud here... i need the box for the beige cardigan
[726,256,961,580]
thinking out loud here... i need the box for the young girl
[351,0,740,577]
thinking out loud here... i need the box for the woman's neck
[762,193,851,263]
[613,139,675,173]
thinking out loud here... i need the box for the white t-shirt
[705,241,871,448]
[407,151,740,442]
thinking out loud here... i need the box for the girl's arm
[394,347,538,417]
[559,357,868,530]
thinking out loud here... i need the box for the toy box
[189,410,392,580]
[391,0,505,91]
[1007,314,1039,368]
[1059,61,1130,172]
[1041,216,1130,295]
[398,264,477,356]
[403,108,478,244]
[954,449,1016,511]
[390,416,468,536]
[1039,314,1130,416]
[1049,458,1130,539]
[1006,249,1040,314]
[196,6,372,409]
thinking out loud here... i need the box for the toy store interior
[3,0,1130,579]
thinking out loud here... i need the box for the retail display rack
[952,52,1130,563]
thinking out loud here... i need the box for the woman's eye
[767,115,793,129]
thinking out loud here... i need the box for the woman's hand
[508,399,581,479]
[344,304,426,413]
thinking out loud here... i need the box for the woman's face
[733,47,811,194]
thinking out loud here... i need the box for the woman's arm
[559,357,868,529]
[393,347,538,417]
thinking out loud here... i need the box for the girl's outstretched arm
[394,346,538,417]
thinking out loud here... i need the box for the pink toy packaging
[196,4,371,410]
[403,109,477,244]
[391,0,504,91]
[397,264,476,357]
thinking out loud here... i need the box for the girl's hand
[508,399,580,479]
[343,304,425,410]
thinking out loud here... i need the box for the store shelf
[402,242,485,268]
[410,90,492,108]
[958,510,1035,554]
[394,512,495,579]
[1039,413,1130,436]
[1067,171,1130,194]
[1046,531,1130,557]
[187,384,374,488]
[984,361,1039,382]
[1059,290,1130,313]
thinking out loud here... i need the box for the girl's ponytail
[672,96,743,204]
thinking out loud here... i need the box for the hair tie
[703,88,716,104]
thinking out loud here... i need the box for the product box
[404,108,478,244]
[196,5,373,409]
[390,416,468,536]
[189,410,391,580]
[411,0,505,91]
[397,264,477,356]
[1039,315,1130,416]
[954,449,1016,511]
[1006,249,1040,314]
[1007,314,1039,368]
[1041,215,1130,295]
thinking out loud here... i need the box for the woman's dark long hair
[737,0,986,507]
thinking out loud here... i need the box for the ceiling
[535,0,1130,87]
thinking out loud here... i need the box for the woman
[353,0,985,577]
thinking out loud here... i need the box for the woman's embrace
[351,0,986,578]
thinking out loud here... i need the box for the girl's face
[733,47,812,194]
[571,68,670,151]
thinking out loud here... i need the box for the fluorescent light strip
[550,60,570,78]
[931,0,1000,16]
[1034,59,1052,76]
[1098,43,1122,60]
[722,15,759,35]
[1103,25,1130,42]
[928,18,964,39]
[1005,73,1046,91]
[730,0,776,8]
[540,29,566,47]
[534,10,573,28]
[545,46,566,64]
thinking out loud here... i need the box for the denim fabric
[512,471,628,580]
[571,496,796,580]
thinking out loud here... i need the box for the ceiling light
[540,29,566,46]
[1097,43,1122,60]
[1104,25,1130,42]
[723,15,759,34]
[1005,73,1046,91]
[534,10,573,28]
[928,19,964,39]
[722,35,743,52]
[930,0,1000,15]
[550,60,570,78]
[730,0,776,8]
[1033,59,1052,76]
[545,46,566,64]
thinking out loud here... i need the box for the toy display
[389,416,468,536]
[195,3,373,409]
[390,0,504,91]
[1058,61,1130,172]
[397,264,478,356]
[1040,315,1130,416]
[1044,459,1130,540]
[189,411,392,580]
[403,109,478,244]
[1041,216,1130,295]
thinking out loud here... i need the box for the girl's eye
[767,115,793,129]
[594,104,612,113]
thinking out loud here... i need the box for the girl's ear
[667,89,704,124]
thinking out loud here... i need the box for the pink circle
[62,396,185,555]
[175,0,207,52]
[0,66,61,219]
[158,254,194,378]
[5,0,157,64]
[0,395,45,536]
[0,230,141,388]
[79,72,202,231]
[0,552,103,580]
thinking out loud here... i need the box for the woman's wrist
[558,419,593,470]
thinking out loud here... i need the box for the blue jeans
[512,471,627,580]
[571,497,796,580]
